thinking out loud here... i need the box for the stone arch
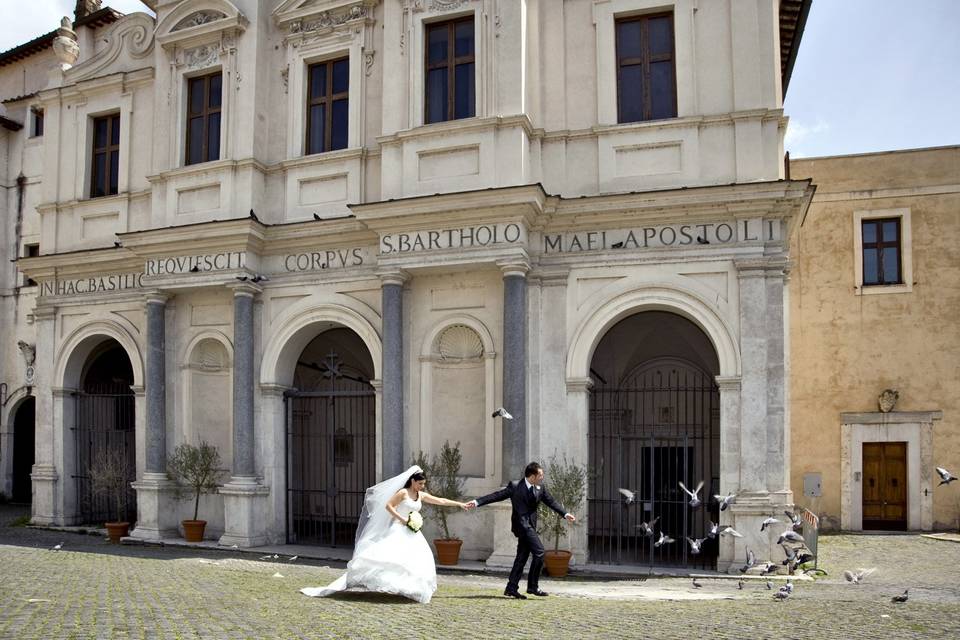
[260,296,382,388]
[56,319,145,389]
[566,282,740,384]
[156,0,246,42]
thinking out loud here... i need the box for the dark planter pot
[105,522,130,544]
[434,538,463,566]
[182,520,207,542]
[544,550,572,577]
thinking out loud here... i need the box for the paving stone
[1,506,958,639]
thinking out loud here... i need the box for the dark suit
[476,480,567,592]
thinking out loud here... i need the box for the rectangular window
[31,108,44,137]
[185,71,222,165]
[90,113,120,198]
[861,218,902,286]
[23,243,39,287]
[424,16,475,124]
[306,57,349,155]
[616,12,677,123]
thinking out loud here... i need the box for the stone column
[715,375,742,572]
[30,305,59,525]
[379,270,407,478]
[499,260,529,482]
[219,283,269,547]
[131,292,179,540]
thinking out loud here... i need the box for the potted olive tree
[537,455,587,577]
[413,440,466,565]
[88,447,134,543]
[167,441,226,542]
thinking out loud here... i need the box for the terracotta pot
[182,520,207,542]
[105,522,130,544]
[544,549,572,577]
[433,538,463,566]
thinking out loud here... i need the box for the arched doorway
[588,311,720,569]
[11,397,35,504]
[287,327,376,546]
[75,340,137,525]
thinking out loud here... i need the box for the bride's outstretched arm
[420,491,468,510]
[385,490,410,524]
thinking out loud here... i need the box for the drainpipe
[12,173,26,293]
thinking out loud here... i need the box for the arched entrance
[588,311,720,569]
[287,327,376,546]
[11,397,35,504]
[75,340,137,525]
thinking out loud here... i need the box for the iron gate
[588,359,719,568]
[286,353,376,546]
[73,387,137,525]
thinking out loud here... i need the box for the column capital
[565,377,594,393]
[377,268,409,287]
[715,375,742,391]
[259,383,292,398]
[531,268,570,287]
[33,304,56,320]
[497,257,531,278]
[734,257,790,279]
[227,282,263,298]
[143,289,170,305]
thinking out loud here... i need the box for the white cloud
[784,118,831,153]
[0,1,154,53]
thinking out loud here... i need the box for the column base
[484,503,518,569]
[130,473,181,540]
[218,477,271,548]
[30,464,60,525]
[718,490,796,574]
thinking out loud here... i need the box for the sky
[1,0,957,159]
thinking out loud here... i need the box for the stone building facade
[789,146,959,533]
[1,0,813,571]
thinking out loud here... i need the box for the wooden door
[862,442,907,530]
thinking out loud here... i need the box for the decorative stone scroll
[173,11,228,32]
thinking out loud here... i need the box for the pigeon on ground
[777,531,805,546]
[844,568,876,584]
[618,488,636,505]
[52,542,64,551]
[636,517,659,537]
[654,532,675,548]
[272,572,284,578]
[491,407,513,420]
[760,562,778,576]
[686,537,706,555]
[761,516,781,532]
[936,467,957,486]
[692,578,702,589]
[773,589,790,600]
[891,589,909,603]
[679,481,705,509]
[737,578,744,590]
[782,580,794,594]
[714,493,736,511]
[289,556,298,562]
[720,526,744,538]
[766,579,773,590]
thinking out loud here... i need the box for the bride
[301,465,468,604]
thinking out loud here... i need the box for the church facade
[1,0,813,571]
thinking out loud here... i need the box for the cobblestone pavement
[1,505,958,639]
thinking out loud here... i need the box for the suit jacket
[475,480,567,538]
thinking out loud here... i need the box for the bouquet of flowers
[406,511,424,533]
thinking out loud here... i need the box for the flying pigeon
[777,531,805,546]
[686,537,706,555]
[654,532,675,548]
[761,516,781,532]
[679,481,705,508]
[691,577,702,589]
[714,493,736,511]
[891,589,909,603]
[785,509,804,532]
[636,516,659,537]
[491,407,513,420]
[720,526,744,538]
[739,548,756,574]
[618,488,636,505]
[707,520,719,539]
[936,467,957,486]
[843,568,876,585]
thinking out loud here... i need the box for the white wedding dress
[301,492,438,604]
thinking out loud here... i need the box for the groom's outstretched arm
[472,483,513,507]
[541,487,569,518]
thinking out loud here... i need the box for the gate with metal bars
[286,353,376,546]
[73,385,137,525]
[588,359,720,569]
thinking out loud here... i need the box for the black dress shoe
[504,589,527,599]
[526,589,549,597]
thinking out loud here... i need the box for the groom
[466,462,576,599]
